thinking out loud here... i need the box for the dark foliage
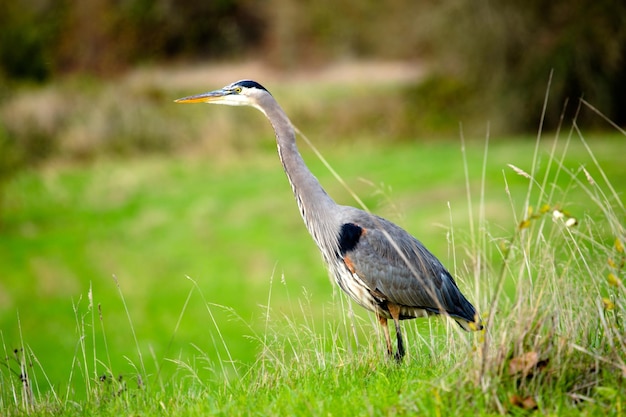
[0,0,624,131]
[420,0,626,131]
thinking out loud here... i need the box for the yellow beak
[174,89,227,104]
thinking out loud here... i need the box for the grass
[0,72,625,414]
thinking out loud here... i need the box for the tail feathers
[454,315,483,332]
[439,272,482,331]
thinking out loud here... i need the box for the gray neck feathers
[260,95,340,259]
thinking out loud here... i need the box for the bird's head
[175,80,270,112]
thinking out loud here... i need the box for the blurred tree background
[3,0,626,121]
[0,0,625,172]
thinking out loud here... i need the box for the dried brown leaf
[510,394,538,410]
[509,351,539,375]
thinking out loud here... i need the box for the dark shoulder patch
[338,223,363,255]
[234,80,269,92]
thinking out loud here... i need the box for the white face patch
[211,93,251,107]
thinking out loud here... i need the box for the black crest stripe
[235,80,269,92]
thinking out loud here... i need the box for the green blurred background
[1,0,625,394]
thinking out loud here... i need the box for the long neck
[260,98,339,251]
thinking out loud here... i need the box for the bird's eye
[234,86,242,94]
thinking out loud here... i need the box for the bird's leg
[393,319,405,361]
[387,303,405,361]
[377,314,393,357]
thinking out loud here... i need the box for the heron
[175,80,482,360]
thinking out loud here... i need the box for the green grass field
[1,75,625,415]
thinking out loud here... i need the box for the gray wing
[339,211,477,322]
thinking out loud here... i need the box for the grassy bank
[1,118,625,414]
[1,62,625,415]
